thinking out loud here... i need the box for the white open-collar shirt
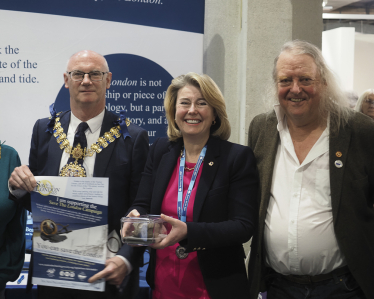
[264,105,346,275]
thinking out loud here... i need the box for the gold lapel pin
[336,151,342,158]
[208,161,214,166]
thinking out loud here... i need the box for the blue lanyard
[178,145,207,222]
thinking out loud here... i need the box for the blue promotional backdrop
[0,0,205,161]
[0,0,204,33]
[0,0,205,290]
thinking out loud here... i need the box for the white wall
[354,33,374,95]
[322,27,355,91]
[322,28,374,97]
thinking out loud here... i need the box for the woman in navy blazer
[126,73,258,299]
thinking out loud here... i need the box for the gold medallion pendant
[59,143,87,177]
[59,161,86,177]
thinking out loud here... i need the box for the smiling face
[64,51,112,116]
[175,85,215,143]
[361,94,374,119]
[276,52,323,127]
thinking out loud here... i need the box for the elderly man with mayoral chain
[247,40,374,299]
[9,50,149,299]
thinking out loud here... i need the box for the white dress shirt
[59,110,104,177]
[264,105,346,275]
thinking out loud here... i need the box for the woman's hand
[150,214,187,249]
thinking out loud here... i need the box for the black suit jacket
[13,109,149,298]
[247,110,374,299]
[129,136,258,299]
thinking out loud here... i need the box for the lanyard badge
[177,145,207,222]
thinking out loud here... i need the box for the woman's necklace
[184,165,195,172]
[180,150,201,171]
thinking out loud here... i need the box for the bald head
[64,50,112,121]
[67,50,109,73]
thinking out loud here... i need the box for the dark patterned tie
[67,122,89,166]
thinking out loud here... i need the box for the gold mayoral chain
[52,116,130,177]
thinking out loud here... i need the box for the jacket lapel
[153,140,183,212]
[329,119,351,224]
[193,137,220,222]
[47,111,70,175]
[93,110,117,177]
[259,112,279,222]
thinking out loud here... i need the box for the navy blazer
[14,109,149,298]
[130,136,258,299]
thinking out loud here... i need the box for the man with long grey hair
[247,40,374,299]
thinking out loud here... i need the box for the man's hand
[150,214,187,250]
[126,209,140,218]
[88,256,127,286]
[9,165,36,192]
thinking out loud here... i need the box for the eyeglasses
[67,70,108,82]
[277,78,317,88]
[364,99,374,105]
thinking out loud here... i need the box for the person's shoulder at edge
[213,136,251,152]
[32,110,71,130]
[343,111,374,150]
[248,110,276,146]
[250,110,276,125]
[215,138,257,169]
[127,122,147,135]
[349,109,374,130]
[150,136,179,150]
[1,144,19,156]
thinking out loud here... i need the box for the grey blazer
[247,110,374,299]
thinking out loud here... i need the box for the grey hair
[270,40,352,131]
[355,89,374,112]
